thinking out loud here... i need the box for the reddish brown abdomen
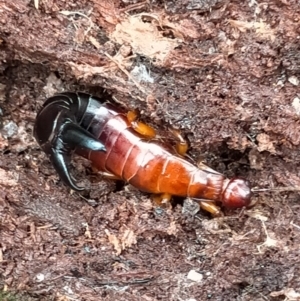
[79,105,226,201]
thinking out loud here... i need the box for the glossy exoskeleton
[34,92,251,214]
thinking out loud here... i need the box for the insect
[34,92,251,215]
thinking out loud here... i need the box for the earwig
[34,92,251,215]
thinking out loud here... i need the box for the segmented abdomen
[77,103,225,200]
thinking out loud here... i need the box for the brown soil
[0,0,300,300]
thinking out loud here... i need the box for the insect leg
[152,193,172,207]
[98,171,123,180]
[127,109,156,139]
[169,128,189,156]
[198,200,222,217]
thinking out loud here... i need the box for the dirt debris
[0,0,300,300]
